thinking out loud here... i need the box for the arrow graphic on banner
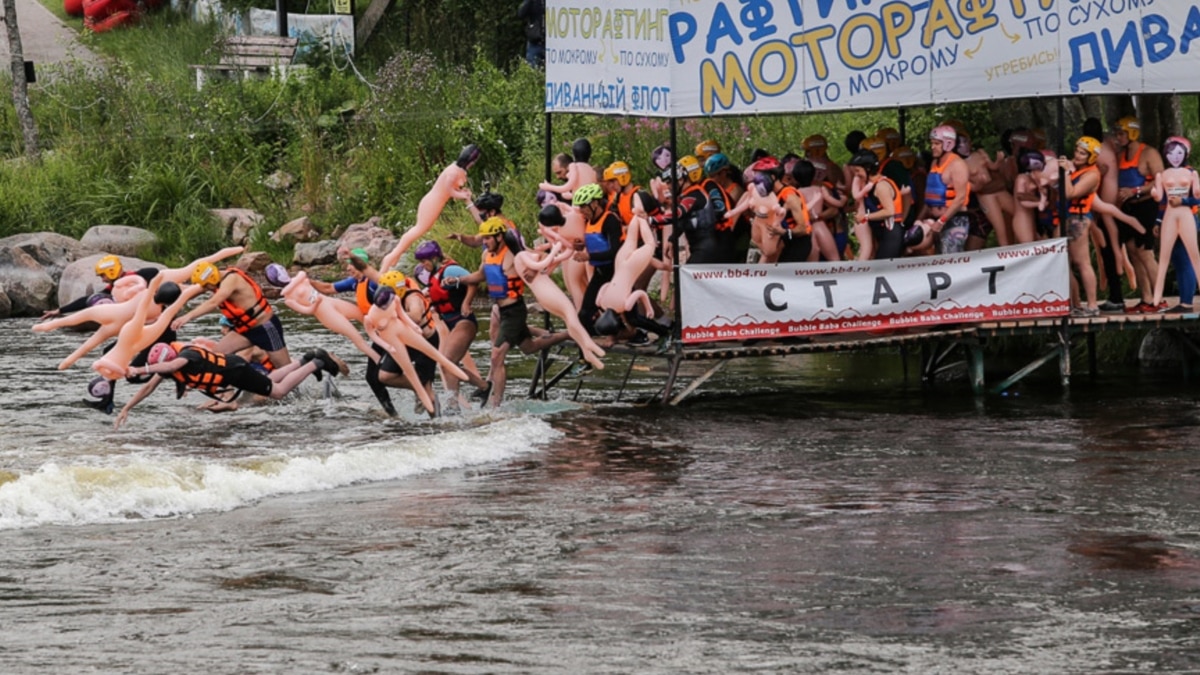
[964,37,984,59]
[1000,23,1021,44]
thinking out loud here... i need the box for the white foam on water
[0,416,559,530]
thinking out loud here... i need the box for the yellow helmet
[95,254,122,282]
[861,136,889,161]
[877,127,901,151]
[1076,136,1101,165]
[602,161,632,187]
[677,155,703,183]
[802,134,828,153]
[378,270,406,291]
[478,217,507,237]
[891,146,916,170]
[191,261,220,286]
[694,139,720,160]
[1115,116,1140,142]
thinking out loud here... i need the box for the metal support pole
[898,107,907,146]
[276,0,288,36]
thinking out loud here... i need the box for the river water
[3,314,1200,673]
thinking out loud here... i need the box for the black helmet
[848,149,880,173]
[473,191,504,212]
[153,281,181,306]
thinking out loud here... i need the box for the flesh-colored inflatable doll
[90,276,205,380]
[514,240,606,370]
[383,144,480,270]
[272,266,380,363]
[363,279,470,416]
[33,247,243,370]
[1150,136,1200,308]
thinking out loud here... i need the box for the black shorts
[496,301,532,348]
[241,314,287,353]
[1120,198,1158,249]
[378,332,440,385]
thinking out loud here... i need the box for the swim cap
[1076,136,1101,165]
[676,155,703,183]
[571,183,605,206]
[153,281,181,306]
[414,241,443,261]
[603,161,631,187]
[349,248,369,264]
[478,217,507,236]
[148,342,178,364]
[95,255,122,281]
[191,262,220,286]
[694,139,720,160]
[538,204,566,227]
[704,153,731,176]
[1115,116,1140,142]
[929,125,958,153]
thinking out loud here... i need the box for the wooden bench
[190,35,301,90]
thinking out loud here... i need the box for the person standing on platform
[918,125,972,254]
[518,0,545,68]
[1113,116,1165,313]
[1060,136,1104,317]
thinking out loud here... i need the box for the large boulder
[0,246,56,316]
[271,216,320,244]
[292,240,339,266]
[211,208,264,246]
[0,231,96,282]
[79,225,158,257]
[336,217,399,267]
[56,254,163,306]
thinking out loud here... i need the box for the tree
[3,0,40,161]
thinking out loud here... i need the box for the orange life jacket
[218,268,270,333]
[777,185,811,234]
[1069,165,1099,214]
[169,343,229,399]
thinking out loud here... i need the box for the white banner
[678,240,1070,343]
[545,0,1200,117]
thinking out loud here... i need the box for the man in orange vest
[173,262,292,368]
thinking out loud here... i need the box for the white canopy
[545,0,1200,117]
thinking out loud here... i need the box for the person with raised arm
[538,138,597,202]
[442,218,572,407]
[1060,136,1104,317]
[411,241,489,410]
[173,255,290,369]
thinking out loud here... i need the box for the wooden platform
[539,306,1200,405]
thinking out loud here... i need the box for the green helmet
[571,183,605,206]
